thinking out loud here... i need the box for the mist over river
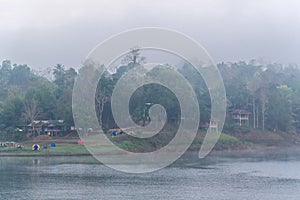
[1,148,300,200]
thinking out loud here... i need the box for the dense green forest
[218,61,300,133]
[0,60,76,140]
[1,56,300,141]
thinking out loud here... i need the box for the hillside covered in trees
[1,58,300,142]
[0,60,76,141]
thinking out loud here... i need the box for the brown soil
[234,130,291,146]
[32,135,52,141]
[63,132,80,139]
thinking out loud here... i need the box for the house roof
[28,120,64,127]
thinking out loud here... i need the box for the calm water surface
[1,151,300,200]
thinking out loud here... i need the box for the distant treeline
[1,56,300,141]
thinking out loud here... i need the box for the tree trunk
[256,104,259,129]
[252,96,256,128]
[260,91,267,131]
[253,97,255,128]
[262,101,266,131]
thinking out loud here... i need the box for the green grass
[0,131,241,156]
[0,144,90,156]
[118,140,136,150]
[192,132,239,146]
[42,145,89,154]
[217,133,239,145]
[112,131,240,151]
[0,141,122,156]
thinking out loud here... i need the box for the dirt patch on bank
[32,135,52,141]
[235,131,288,146]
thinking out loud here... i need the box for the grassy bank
[1,129,299,157]
[0,132,239,156]
[0,143,89,156]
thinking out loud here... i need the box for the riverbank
[1,130,299,157]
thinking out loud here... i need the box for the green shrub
[224,123,251,134]
[217,133,239,145]
[119,140,135,150]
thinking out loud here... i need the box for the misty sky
[0,0,299,70]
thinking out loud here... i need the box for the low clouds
[0,0,299,69]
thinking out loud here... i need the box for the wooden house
[231,109,251,126]
[27,120,66,136]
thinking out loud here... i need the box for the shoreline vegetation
[1,58,300,160]
[1,129,300,158]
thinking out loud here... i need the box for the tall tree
[22,99,40,136]
[266,85,293,132]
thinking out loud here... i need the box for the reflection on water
[1,152,300,200]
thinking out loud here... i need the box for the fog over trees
[1,56,300,141]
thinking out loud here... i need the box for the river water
[1,150,300,200]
